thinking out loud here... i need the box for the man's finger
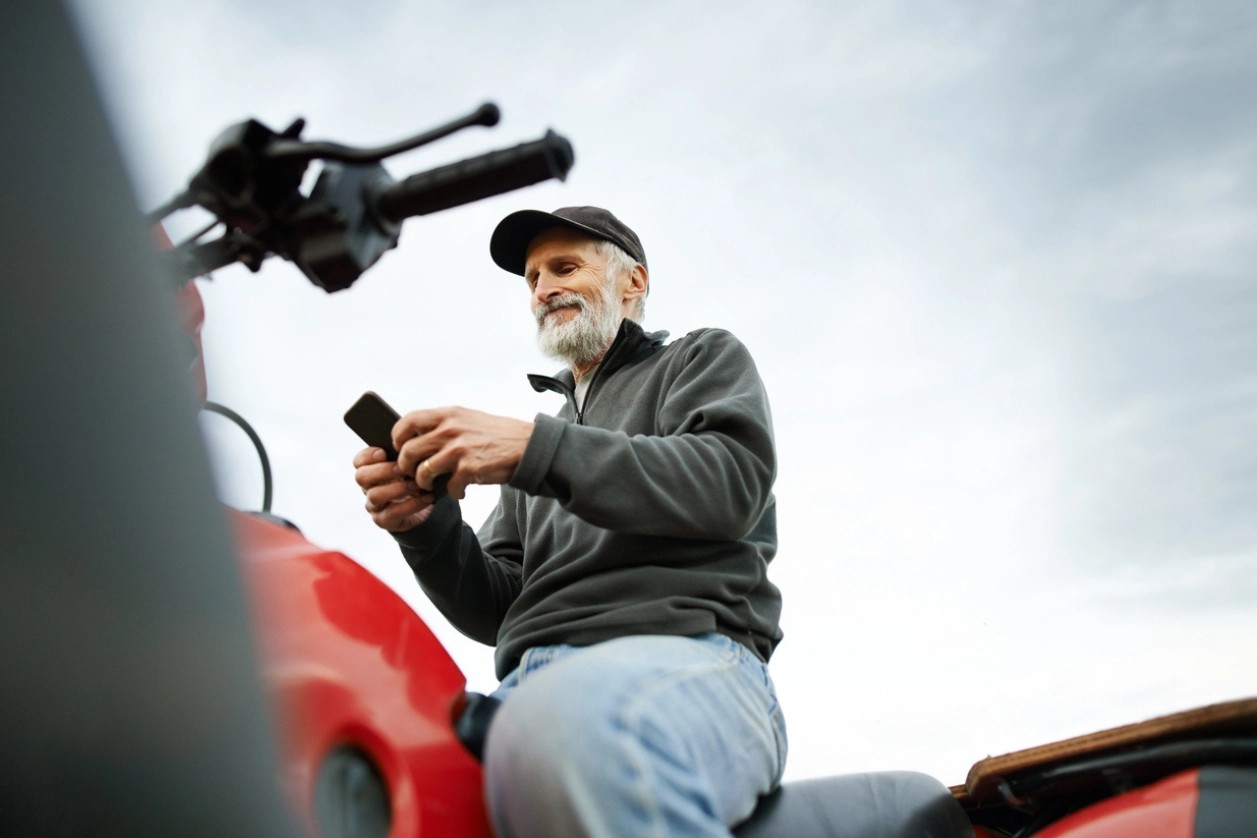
[444,470,472,501]
[398,438,446,486]
[365,478,419,509]
[392,407,454,452]
[354,460,405,491]
[418,456,446,491]
[371,493,436,532]
[352,446,389,468]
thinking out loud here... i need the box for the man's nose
[534,277,564,304]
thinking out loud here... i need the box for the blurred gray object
[0,3,302,835]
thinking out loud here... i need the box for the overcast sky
[71,0,1256,784]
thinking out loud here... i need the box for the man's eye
[557,264,576,275]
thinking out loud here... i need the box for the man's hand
[393,406,534,500]
[353,447,439,532]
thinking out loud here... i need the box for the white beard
[535,280,622,367]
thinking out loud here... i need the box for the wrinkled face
[524,228,625,367]
[525,228,616,320]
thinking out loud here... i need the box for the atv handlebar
[375,129,573,222]
[157,102,575,291]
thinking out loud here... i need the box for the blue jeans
[484,633,788,837]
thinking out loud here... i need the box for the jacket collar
[528,319,669,395]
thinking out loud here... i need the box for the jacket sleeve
[509,329,775,541]
[392,491,523,645]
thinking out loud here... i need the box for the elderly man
[354,206,785,836]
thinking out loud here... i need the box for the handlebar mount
[153,102,574,291]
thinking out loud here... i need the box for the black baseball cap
[490,206,647,276]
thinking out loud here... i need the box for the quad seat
[734,771,972,838]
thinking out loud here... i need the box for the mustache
[535,293,589,326]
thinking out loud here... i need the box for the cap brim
[489,210,606,276]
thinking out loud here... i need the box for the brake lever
[265,102,500,165]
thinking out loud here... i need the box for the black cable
[202,401,273,513]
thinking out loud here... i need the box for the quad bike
[4,5,1254,835]
[159,109,1257,838]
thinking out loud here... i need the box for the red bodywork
[1034,770,1197,838]
[233,511,493,837]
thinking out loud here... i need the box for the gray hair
[595,239,647,322]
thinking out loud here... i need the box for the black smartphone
[344,391,401,460]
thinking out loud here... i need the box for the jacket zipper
[574,363,608,425]
[525,321,666,425]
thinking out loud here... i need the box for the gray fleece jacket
[394,319,783,679]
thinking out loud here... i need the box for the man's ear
[625,263,649,303]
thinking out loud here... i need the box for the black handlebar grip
[375,129,574,223]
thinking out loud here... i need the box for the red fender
[233,511,493,836]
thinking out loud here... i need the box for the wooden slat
[952,697,1257,805]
